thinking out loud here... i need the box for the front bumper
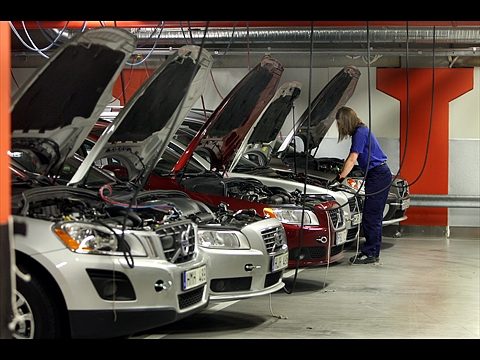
[31,248,209,338]
[69,301,208,338]
[282,223,344,267]
[200,218,288,301]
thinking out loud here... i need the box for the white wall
[196,65,480,227]
[449,68,480,226]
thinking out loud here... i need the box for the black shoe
[349,253,376,264]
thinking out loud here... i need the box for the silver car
[73,55,289,300]
[10,29,209,338]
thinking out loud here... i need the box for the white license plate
[271,252,289,272]
[401,198,411,210]
[182,265,207,291]
[336,229,347,245]
[351,213,361,225]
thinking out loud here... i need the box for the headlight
[264,208,319,225]
[197,230,250,250]
[53,222,147,256]
[346,178,364,192]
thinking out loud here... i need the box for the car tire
[14,272,64,339]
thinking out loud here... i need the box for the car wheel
[14,273,63,339]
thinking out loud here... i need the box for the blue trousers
[361,164,392,257]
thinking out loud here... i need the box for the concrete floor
[132,234,480,339]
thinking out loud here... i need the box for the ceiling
[10,21,480,68]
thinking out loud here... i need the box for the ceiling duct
[134,27,480,46]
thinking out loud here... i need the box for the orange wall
[0,22,10,224]
[377,68,473,226]
[112,68,153,105]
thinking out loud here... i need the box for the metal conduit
[410,195,480,208]
[133,28,480,45]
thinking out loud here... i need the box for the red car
[143,56,347,268]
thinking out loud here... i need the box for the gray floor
[132,235,480,339]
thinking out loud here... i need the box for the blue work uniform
[350,125,392,258]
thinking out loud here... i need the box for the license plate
[351,213,361,225]
[401,198,411,210]
[271,252,289,272]
[336,229,347,245]
[182,265,207,291]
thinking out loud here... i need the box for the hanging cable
[36,21,68,48]
[387,21,411,191]
[8,21,69,59]
[221,22,238,56]
[284,22,315,294]
[179,21,190,44]
[349,20,374,264]
[108,63,135,105]
[126,21,164,66]
[246,22,251,71]
[187,21,195,45]
[292,105,297,174]
[399,26,437,188]
[210,70,224,100]
[122,22,212,244]
[200,95,209,121]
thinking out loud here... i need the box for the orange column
[377,68,473,226]
[0,21,12,338]
[112,68,153,105]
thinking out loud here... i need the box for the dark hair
[336,106,364,142]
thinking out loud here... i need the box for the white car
[10,29,210,338]
[73,54,289,300]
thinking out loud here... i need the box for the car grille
[347,227,359,240]
[261,226,286,254]
[151,221,196,263]
[347,196,359,212]
[178,286,204,309]
[327,207,344,230]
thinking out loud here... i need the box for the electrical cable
[187,21,195,45]
[221,22,238,56]
[179,21,190,44]
[36,21,67,48]
[268,293,288,319]
[383,21,411,192]
[200,96,209,121]
[210,70,225,100]
[126,21,164,66]
[349,21,373,264]
[342,22,436,199]
[246,22,251,71]
[283,22,314,294]
[396,25,437,188]
[8,21,69,59]
[121,22,211,240]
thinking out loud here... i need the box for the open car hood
[10,28,136,177]
[277,66,361,154]
[69,45,213,186]
[229,81,302,172]
[172,55,284,174]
